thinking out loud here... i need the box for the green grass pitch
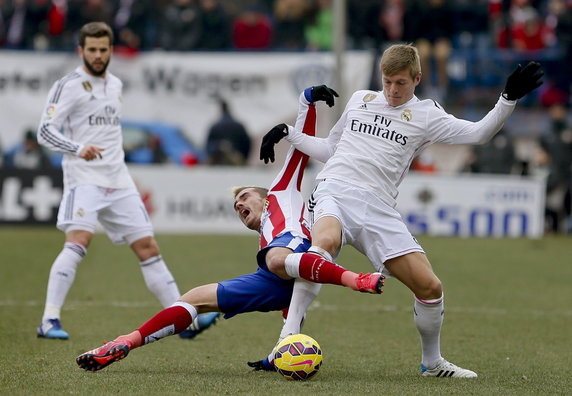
[0,228,570,395]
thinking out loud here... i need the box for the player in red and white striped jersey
[75,85,383,372]
[261,44,543,378]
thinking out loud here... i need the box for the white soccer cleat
[421,358,478,378]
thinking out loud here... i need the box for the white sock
[308,245,333,262]
[284,253,302,278]
[139,255,181,307]
[267,278,321,362]
[414,295,444,369]
[42,242,86,321]
[284,246,334,279]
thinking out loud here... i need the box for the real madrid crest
[82,81,93,92]
[401,109,412,122]
[362,93,377,102]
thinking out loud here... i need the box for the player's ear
[414,72,422,86]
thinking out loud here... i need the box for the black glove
[247,359,276,371]
[260,123,288,164]
[502,61,544,101]
[310,85,339,107]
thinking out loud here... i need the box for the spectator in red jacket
[232,6,272,50]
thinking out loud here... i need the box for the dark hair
[79,22,114,47]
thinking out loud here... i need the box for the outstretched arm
[432,62,544,145]
[260,85,340,164]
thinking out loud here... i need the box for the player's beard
[83,57,109,77]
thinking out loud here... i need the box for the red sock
[298,253,348,286]
[137,305,194,345]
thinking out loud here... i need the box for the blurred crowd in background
[0,0,570,55]
[1,0,571,233]
[2,0,571,108]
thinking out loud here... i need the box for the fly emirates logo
[349,114,408,146]
[88,105,120,126]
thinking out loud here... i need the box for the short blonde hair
[231,186,268,199]
[380,44,421,80]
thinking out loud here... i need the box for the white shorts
[310,179,424,276]
[57,185,154,245]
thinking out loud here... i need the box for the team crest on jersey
[363,93,377,102]
[82,81,93,92]
[46,105,56,118]
[263,198,269,211]
[76,208,85,218]
[401,109,412,122]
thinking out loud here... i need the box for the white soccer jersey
[286,90,516,207]
[37,66,135,192]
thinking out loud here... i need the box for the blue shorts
[256,232,311,271]
[217,232,311,319]
[217,268,294,319]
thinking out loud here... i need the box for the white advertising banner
[128,165,318,234]
[397,173,545,238]
[0,51,373,149]
[127,166,545,238]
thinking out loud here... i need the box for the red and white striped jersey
[259,95,316,250]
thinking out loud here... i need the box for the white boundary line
[2,299,571,317]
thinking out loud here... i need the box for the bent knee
[266,253,286,274]
[311,235,340,257]
[131,237,160,260]
[417,279,443,300]
[264,247,291,279]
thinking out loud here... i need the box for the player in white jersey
[35,22,219,340]
[260,44,544,378]
[74,86,382,372]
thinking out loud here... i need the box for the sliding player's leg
[263,233,384,294]
[76,268,296,372]
[76,284,217,371]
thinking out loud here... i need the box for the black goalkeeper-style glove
[502,61,544,101]
[260,123,288,164]
[310,85,339,107]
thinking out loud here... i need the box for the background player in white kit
[36,22,218,339]
[260,44,543,378]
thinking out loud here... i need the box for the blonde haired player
[75,85,383,371]
[260,44,543,377]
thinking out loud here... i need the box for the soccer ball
[273,333,322,380]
